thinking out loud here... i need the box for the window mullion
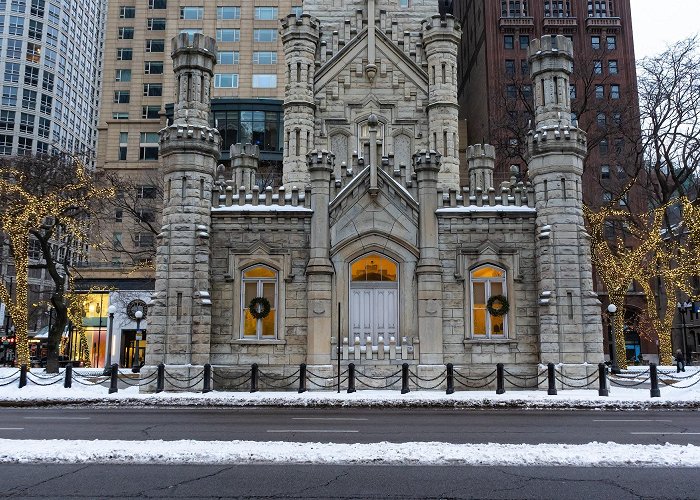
[257,280,263,339]
[486,281,492,339]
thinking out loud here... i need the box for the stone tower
[467,144,496,195]
[525,35,603,368]
[280,14,320,187]
[421,15,461,190]
[147,33,221,368]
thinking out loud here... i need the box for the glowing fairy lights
[585,197,700,367]
[0,155,114,368]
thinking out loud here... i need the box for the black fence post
[298,363,307,393]
[446,363,454,395]
[64,364,72,389]
[650,363,661,398]
[203,363,212,394]
[109,363,118,394]
[547,362,557,395]
[347,363,356,393]
[496,363,505,395]
[598,363,608,397]
[19,364,27,388]
[250,363,258,393]
[401,363,410,394]
[156,363,165,393]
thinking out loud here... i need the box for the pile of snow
[0,439,698,467]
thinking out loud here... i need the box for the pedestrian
[675,349,685,373]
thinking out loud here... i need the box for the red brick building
[453,0,653,362]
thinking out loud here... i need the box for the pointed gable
[329,166,419,253]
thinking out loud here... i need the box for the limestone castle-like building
[144,0,603,389]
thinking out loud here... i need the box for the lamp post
[607,303,621,374]
[102,305,117,375]
[132,309,143,373]
[677,301,692,366]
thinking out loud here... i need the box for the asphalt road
[0,407,699,445]
[1,463,698,499]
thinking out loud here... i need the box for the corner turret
[525,35,603,370]
[421,14,462,190]
[281,14,321,187]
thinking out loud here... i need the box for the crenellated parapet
[280,13,321,46]
[526,124,587,169]
[212,183,311,213]
[437,181,536,212]
[525,35,587,173]
[307,149,335,172]
[159,124,220,173]
[281,14,320,106]
[170,33,217,126]
[160,33,221,166]
[413,148,443,174]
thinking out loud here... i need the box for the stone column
[148,34,220,369]
[525,35,603,368]
[422,15,462,190]
[306,149,335,365]
[414,149,444,364]
[281,14,320,187]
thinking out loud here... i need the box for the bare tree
[89,170,164,269]
[488,44,642,203]
[637,36,700,206]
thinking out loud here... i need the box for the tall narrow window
[470,265,508,339]
[241,265,278,339]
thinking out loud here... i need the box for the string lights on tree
[585,197,700,367]
[0,154,114,369]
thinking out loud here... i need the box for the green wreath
[249,296,271,320]
[486,294,510,317]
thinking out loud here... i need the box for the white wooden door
[350,285,398,344]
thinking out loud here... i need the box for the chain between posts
[6,362,694,396]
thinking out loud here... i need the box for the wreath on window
[248,297,271,320]
[486,295,509,317]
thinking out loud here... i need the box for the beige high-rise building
[91,1,300,277]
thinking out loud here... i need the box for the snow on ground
[1,367,700,467]
[0,438,698,467]
[0,366,699,409]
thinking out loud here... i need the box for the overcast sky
[631,0,700,59]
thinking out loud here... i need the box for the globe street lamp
[132,309,143,373]
[677,301,693,366]
[607,303,621,374]
[102,305,117,375]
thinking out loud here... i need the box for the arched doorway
[349,254,398,344]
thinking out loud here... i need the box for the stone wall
[208,213,311,366]
[438,212,540,375]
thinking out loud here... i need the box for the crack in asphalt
[140,423,160,439]
[4,464,91,498]
[283,469,351,498]
[490,468,668,499]
[143,465,237,497]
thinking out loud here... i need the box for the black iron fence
[2,362,700,398]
